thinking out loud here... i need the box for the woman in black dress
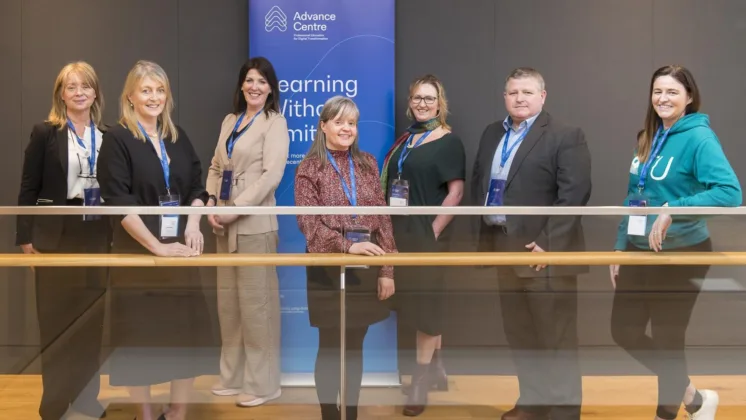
[381,74,466,417]
[97,60,212,420]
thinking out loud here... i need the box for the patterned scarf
[379,118,442,191]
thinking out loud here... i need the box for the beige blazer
[207,111,290,252]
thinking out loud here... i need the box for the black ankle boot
[320,403,340,420]
[402,363,430,416]
[430,349,448,391]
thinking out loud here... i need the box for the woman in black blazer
[16,61,109,420]
[97,60,212,420]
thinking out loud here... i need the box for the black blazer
[97,123,208,253]
[15,122,109,250]
[471,111,592,277]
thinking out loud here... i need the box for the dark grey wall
[2,0,746,369]
[395,0,746,349]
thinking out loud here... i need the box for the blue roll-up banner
[248,0,397,385]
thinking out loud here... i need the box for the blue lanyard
[326,150,357,211]
[637,126,671,193]
[397,131,432,176]
[227,110,262,159]
[500,127,529,168]
[138,122,171,194]
[67,119,96,174]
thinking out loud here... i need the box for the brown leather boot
[401,350,448,396]
[402,363,430,416]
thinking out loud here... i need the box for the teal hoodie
[615,112,742,251]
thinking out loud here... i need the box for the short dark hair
[505,67,545,91]
[233,57,281,116]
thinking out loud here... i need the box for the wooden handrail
[2,252,746,267]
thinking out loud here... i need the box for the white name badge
[627,216,647,236]
[627,198,647,237]
[159,194,180,239]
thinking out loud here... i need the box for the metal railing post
[339,265,347,420]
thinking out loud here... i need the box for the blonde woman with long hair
[97,60,213,420]
[381,74,466,417]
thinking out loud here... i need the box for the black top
[97,123,208,252]
[385,133,466,239]
[386,133,466,206]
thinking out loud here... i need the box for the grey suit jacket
[471,111,592,278]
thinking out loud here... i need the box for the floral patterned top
[295,149,397,279]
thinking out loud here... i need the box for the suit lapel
[56,126,69,178]
[506,111,549,189]
[481,125,504,200]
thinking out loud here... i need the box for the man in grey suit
[472,68,592,420]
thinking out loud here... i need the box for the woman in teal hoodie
[610,65,741,420]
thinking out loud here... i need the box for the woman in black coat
[16,61,109,420]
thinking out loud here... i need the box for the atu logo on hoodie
[629,155,674,181]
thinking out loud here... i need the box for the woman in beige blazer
[206,57,289,407]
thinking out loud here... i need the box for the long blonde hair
[47,62,104,128]
[119,60,179,142]
[302,96,373,173]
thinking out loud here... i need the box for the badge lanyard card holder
[157,151,179,240]
[139,123,180,240]
[627,127,669,237]
[326,149,371,269]
[220,111,261,202]
[68,120,102,221]
[389,131,432,208]
[486,127,528,209]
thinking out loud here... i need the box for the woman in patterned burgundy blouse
[295,95,396,420]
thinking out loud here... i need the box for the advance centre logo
[264,4,334,41]
[265,5,287,32]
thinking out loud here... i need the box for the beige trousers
[216,231,281,395]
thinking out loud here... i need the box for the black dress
[385,133,466,336]
[97,123,214,386]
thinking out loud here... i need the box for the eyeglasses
[410,95,437,105]
[75,151,97,180]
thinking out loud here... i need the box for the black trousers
[35,216,108,420]
[611,238,712,420]
[498,267,582,420]
[314,325,369,416]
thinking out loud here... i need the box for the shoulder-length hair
[233,57,281,118]
[638,65,701,162]
[47,61,104,129]
[119,60,179,142]
[405,74,451,131]
[302,96,373,173]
